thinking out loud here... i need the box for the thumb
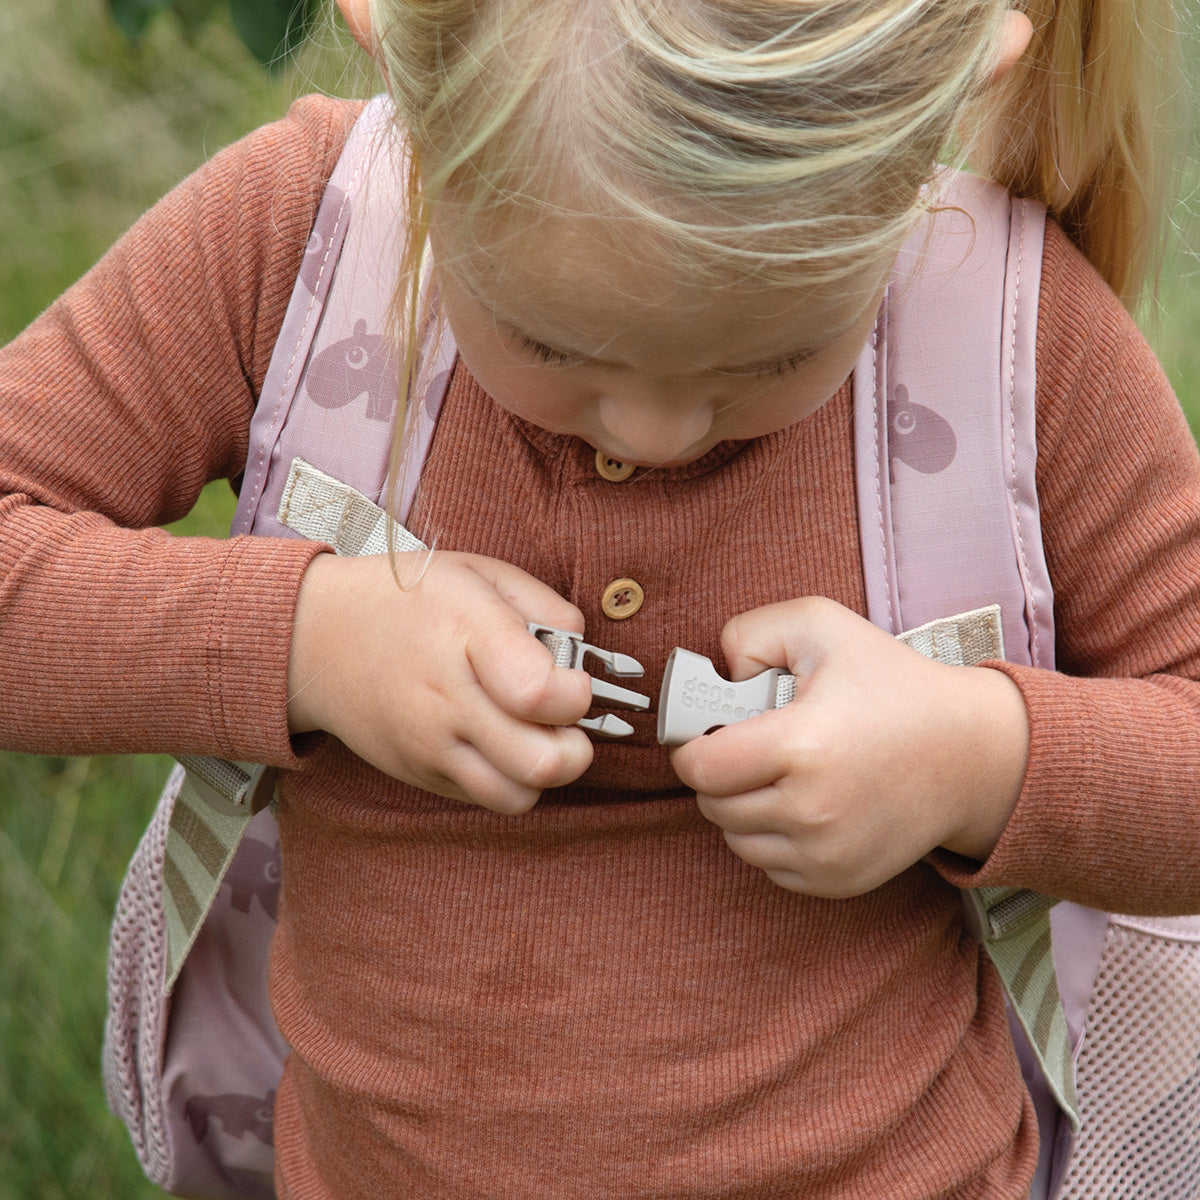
[719,596,846,683]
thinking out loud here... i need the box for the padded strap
[231,93,455,542]
[851,174,1078,1130]
[853,172,1052,665]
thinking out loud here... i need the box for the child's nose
[596,387,715,465]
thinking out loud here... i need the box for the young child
[2,0,1198,1195]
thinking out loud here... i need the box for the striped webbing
[162,460,426,990]
[163,760,273,988]
[915,618,1078,1129]
[908,615,1077,1127]
[972,886,1077,1125]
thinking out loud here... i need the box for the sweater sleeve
[932,222,1200,914]
[0,95,361,765]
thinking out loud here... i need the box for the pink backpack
[102,96,1200,1199]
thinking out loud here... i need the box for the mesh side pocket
[102,765,182,1188]
[1057,915,1200,1199]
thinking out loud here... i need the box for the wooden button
[594,450,636,482]
[601,578,644,620]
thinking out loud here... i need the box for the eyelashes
[514,334,586,369]
[512,332,812,378]
[752,349,813,378]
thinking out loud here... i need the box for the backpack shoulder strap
[854,169,1053,670]
[233,93,455,539]
[852,171,1083,1139]
[164,95,457,987]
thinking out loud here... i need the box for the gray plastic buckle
[528,623,650,738]
[657,647,795,746]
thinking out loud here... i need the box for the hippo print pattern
[299,186,399,421]
[299,186,347,296]
[220,834,280,922]
[305,318,396,422]
[184,1089,275,1147]
[887,383,956,479]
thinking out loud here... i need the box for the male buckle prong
[528,623,650,738]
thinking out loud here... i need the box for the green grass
[0,4,1198,1198]
[1155,235,1200,420]
[0,753,181,1200]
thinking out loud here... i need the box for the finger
[723,824,892,900]
[719,599,814,680]
[720,830,801,875]
[469,618,596,725]
[468,555,586,635]
[720,595,872,682]
[459,706,594,794]
[366,705,549,813]
[760,868,811,894]
[694,782,795,836]
[671,709,795,797]
[441,555,593,725]
[426,727,589,815]
[435,739,545,814]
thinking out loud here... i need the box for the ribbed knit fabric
[4,96,1200,1197]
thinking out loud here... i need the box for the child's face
[434,211,886,467]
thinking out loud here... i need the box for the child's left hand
[669,597,1030,898]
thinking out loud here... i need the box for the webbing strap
[277,457,428,555]
[980,894,1079,1125]
[174,755,275,812]
[163,761,273,989]
[162,460,430,991]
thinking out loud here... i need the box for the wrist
[938,665,1030,862]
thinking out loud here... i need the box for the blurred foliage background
[106,0,327,67]
[0,1,1197,1198]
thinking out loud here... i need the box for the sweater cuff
[0,511,333,767]
[207,532,331,768]
[930,660,1200,912]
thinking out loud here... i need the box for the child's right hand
[286,551,596,812]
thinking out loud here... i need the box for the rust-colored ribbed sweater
[5,97,1200,1198]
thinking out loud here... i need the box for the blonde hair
[365,0,1185,474]
[974,0,1186,308]
[375,1,1010,283]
